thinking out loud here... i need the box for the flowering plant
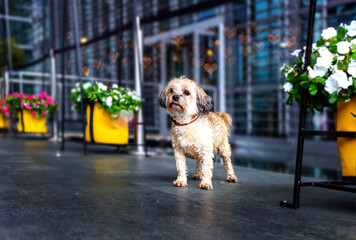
[6,92,57,117]
[70,82,141,118]
[282,21,356,112]
[0,97,10,117]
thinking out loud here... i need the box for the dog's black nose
[172,95,179,102]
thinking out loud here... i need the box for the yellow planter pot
[17,110,48,133]
[85,103,129,145]
[336,99,356,177]
[0,115,8,129]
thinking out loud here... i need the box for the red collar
[172,114,200,126]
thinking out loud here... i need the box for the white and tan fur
[158,76,238,190]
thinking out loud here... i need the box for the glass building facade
[2,0,356,178]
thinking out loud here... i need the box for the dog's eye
[184,90,190,96]
[170,89,173,93]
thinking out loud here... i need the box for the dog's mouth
[169,102,183,110]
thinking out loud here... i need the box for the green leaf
[314,77,326,83]
[309,84,318,96]
[329,92,338,104]
[329,44,337,52]
[337,26,347,41]
[300,71,308,81]
[300,81,310,88]
[316,39,325,47]
[351,52,356,60]
[286,95,293,105]
[310,51,318,67]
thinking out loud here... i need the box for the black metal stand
[280,0,356,209]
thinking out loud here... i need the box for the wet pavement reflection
[0,137,355,239]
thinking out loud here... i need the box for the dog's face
[158,76,213,118]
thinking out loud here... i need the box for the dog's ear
[158,86,167,108]
[195,83,213,114]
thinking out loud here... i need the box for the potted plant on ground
[0,97,10,129]
[282,20,356,178]
[6,92,57,133]
[70,82,141,145]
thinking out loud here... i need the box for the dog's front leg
[173,148,188,187]
[199,151,214,190]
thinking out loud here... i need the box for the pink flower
[33,103,37,107]
[37,101,40,104]
[0,101,2,105]
[5,93,9,96]
[27,105,31,110]
[27,95,34,100]
[41,111,46,116]
[13,92,18,97]
[19,93,24,99]
[32,111,36,117]
[47,96,53,102]
[21,103,25,108]
[51,102,56,106]
[38,92,47,99]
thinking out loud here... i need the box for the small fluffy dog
[158,76,238,190]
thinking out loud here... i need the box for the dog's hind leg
[219,140,239,183]
[191,160,202,180]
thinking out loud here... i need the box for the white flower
[324,77,338,94]
[71,88,77,93]
[332,69,351,89]
[325,42,330,47]
[312,43,318,51]
[284,67,294,78]
[291,49,302,57]
[308,65,328,78]
[346,20,356,37]
[338,55,345,61]
[280,63,286,71]
[321,27,337,40]
[283,82,293,92]
[75,82,80,87]
[97,82,108,91]
[112,83,119,89]
[336,41,351,54]
[316,47,334,68]
[113,95,118,100]
[133,95,141,101]
[77,96,81,102]
[106,96,113,107]
[83,82,91,90]
[347,61,356,78]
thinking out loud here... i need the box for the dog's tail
[219,112,232,132]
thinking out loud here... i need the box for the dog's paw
[191,173,202,180]
[226,176,239,183]
[173,179,188,187]
[199,182,213,190]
